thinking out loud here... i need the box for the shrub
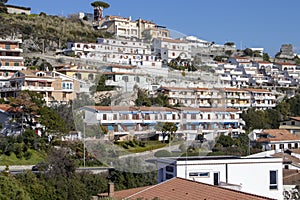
[24,151,32,160]
[154,150,171,157]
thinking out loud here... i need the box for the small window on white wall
[62,82,73,90]
[269,170,278,190]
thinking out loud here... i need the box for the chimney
[108,182,114,198]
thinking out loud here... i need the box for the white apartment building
[157,86,275,110]
[0,70,85,105]
[157,156,283,200]
[152,37,191,63]
[103,65,150,92]
[81,106,245,140]
[250,129,300,151]
[0,38,26,87]
[65,38,162,68]
[246,88,276,110]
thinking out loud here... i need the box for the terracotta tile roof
[159,86,195,91]
[107,15,130,21]
[98,186,150,199]
[257,129,300,142]
[194,87,210,91]
[255,61,273,64]
[233,56,250,60]
[222,88,248,92]
[245,88,271,93]
[175,107,240,113]
[289,117,300,121]
[102,177,273,200]
[276,62,296,66]
[283,169,300,185]
[157,37,188,44]
[85,106,175,112]
[272,152,299,165]
[109,64,137,69]
[0,104,21,113]
[291,149,300,154]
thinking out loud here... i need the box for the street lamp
[20,106,24,134]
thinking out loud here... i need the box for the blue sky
[8,0,300,56]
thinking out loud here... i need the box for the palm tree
[91,1,110,21]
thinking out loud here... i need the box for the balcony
[0,66,26,71]
[198,94,212,99]
[0,48,23,53]
[0,56,23,60]
[21,86,54,91]
[0,86,20,92]
[239,95,251,99]
[226,94,240,99]
[236,77,249,82]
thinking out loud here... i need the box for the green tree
[0,175,31,200]
[135,88,151,106]
[15,171,48,199]
[90,74,115,93]
[216,135,234,148]
[263,53,270,62]
[0,0,7,13]
[39,106,67,137]
[243,48,253,57]
[44,148,78,179]
[153,94,169,107]
[91,1,110,20]
[91,1,110,8]
[224,42,235,46]
[155,122,178,143]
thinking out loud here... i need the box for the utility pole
[83,122,86,167]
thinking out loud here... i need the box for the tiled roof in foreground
[99,177,274,200]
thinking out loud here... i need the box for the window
[269,170,278,190]
[62,82,73,90]
[166,173,173,180]
[5,44,10,50]
[189,172,209,177]
[213,172,219,185]
[14,62,19,66]
[103,114,107,120]
[166,166,174,173]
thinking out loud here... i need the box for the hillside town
[1,1,300,200]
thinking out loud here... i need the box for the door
[213,172,219,185]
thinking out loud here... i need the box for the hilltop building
[97,15,170,41]
[6,4,31,15]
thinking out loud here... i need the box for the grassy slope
[0,149,46,166]
[0,13,111,51]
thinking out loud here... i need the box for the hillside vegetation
[0,13,112,52]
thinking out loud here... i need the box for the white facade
[81,106,245,140]
[158,86,275,110]
[152,37,191,62]
[157,156,283,200]
[65,38,162,67]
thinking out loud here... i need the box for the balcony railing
[21,86,54,91]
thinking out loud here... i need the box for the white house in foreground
[157,156,283,200]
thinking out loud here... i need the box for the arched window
[88,74,94,81]
[135,76,140,83]
[122,76,128,82]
